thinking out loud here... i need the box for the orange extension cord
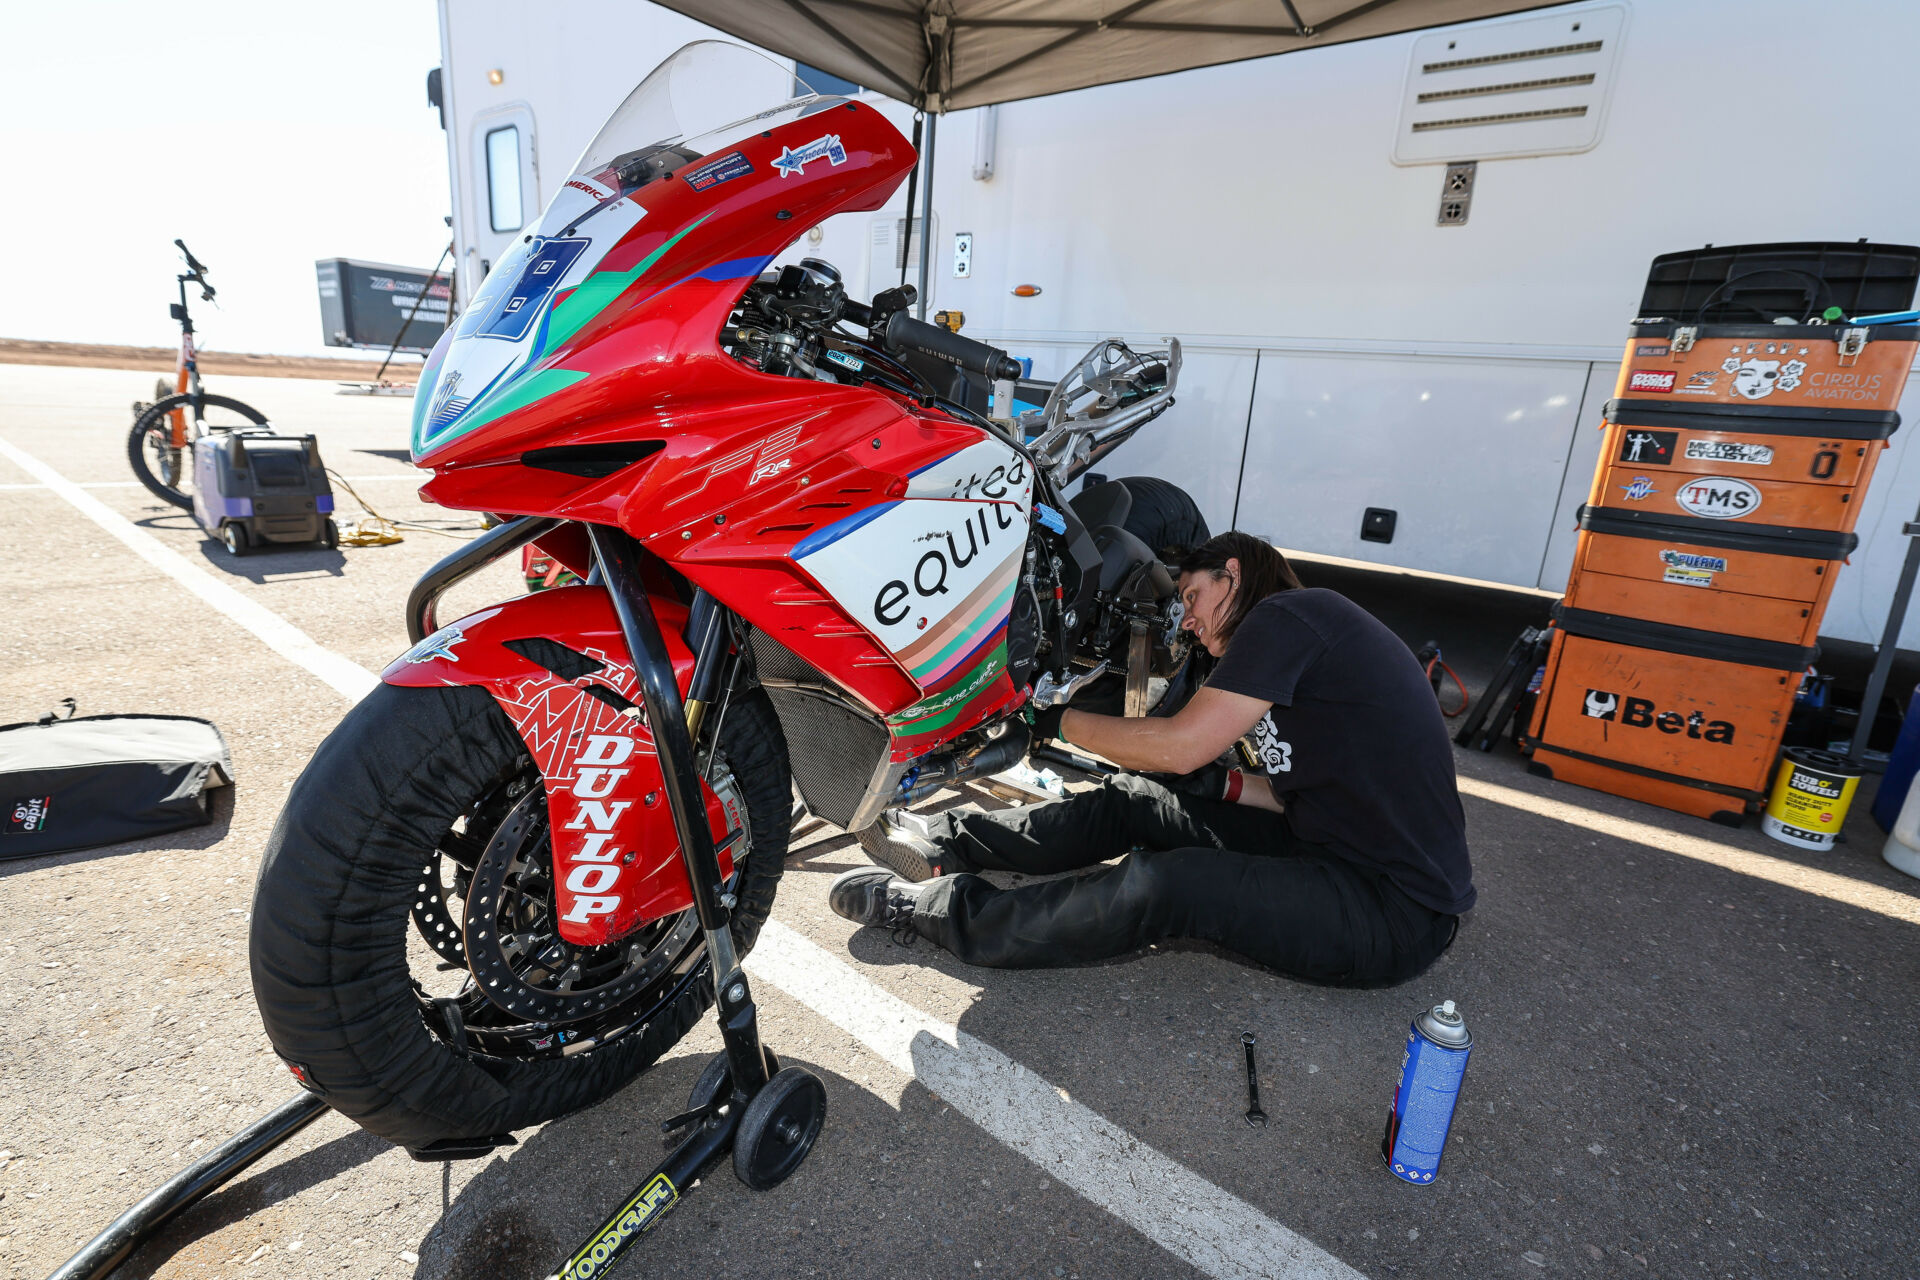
[1425,656,1470,718]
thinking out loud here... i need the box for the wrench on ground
[1242,1031,1266,1127]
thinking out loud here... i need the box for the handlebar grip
[882,312,1023,382]
[174,238,208,276]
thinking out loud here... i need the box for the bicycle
[126,240,271,510]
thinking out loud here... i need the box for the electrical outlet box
[1437,162,1475,226]
[953,232,973,278]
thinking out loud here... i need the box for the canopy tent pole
[898,113,923,289]
[914,111,937,319]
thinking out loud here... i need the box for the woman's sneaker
[854,808,947,882]
[828,866,927,938]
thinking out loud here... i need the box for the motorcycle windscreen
[411,41,841,461]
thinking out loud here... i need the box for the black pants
[912,774,1459,986]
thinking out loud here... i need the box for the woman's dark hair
[1174,531,1302,647]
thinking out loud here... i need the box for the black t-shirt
[1205,588,1476,916]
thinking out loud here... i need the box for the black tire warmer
[248,682,789,1152]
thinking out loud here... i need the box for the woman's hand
[1059,686,1271,776]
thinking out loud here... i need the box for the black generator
[190,431,337,555]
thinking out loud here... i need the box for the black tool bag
[0,714,233,859]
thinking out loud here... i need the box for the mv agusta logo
[1583,689,1734,743]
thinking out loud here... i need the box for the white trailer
[432,0,1920,648]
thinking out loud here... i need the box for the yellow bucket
[1761,747,1861,851]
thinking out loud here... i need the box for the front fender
[383,584,736,946]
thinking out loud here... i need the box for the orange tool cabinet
[1527,242,1919,823]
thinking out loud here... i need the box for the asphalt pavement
[3,362,1917,1280]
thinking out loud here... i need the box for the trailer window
[485,125,524,233]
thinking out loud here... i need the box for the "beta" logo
[1583,689,1734,743]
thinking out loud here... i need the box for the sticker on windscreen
[683,151,754,192]
[477,237,590,341]
[772,134,847,177]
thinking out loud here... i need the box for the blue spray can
[1381,1000,1472,1184]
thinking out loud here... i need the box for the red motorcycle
[250,42,1188,1166]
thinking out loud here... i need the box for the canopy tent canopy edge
[649,0,1583,113]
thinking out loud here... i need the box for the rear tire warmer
[1113,475,1210,563]
[249,682,790,1153]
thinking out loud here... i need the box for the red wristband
[1224,771,1244,803]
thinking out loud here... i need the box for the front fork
[169,332,196,448]
[408,515,775,1101]
[587,525,772,1102]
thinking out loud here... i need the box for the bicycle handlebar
[174,239,208,276]
[174,239,215,300]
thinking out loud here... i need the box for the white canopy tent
[646,0,1575,111]
[647,0,1575,308]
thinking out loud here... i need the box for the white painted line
[748,921,1364,1280]
[0,480,144,489]
[1458,775,1920,925]
[0,473,422,491]
[0,436,379,703]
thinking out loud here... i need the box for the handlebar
[881,311,1024,382]
[174,239,215,300]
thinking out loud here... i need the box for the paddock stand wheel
[733,1067,829,1190]
[681,1047,829,1189]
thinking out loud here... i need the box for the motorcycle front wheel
[126,392,269,510]
[249,681,790,1153]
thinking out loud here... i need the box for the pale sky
[0,2,449,359]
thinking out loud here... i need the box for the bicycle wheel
[126,392,270,510]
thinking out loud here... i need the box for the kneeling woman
[829,531,1475,987]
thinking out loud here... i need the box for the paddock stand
[543,528,829,1279]
[49,524,824,1280]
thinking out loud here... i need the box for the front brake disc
[461,788,699,1024]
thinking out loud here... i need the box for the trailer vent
[1393,4,1626,165]
[1420,41,1604,74]
[1416,74,1595,104]
[1413,106,1588,132]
